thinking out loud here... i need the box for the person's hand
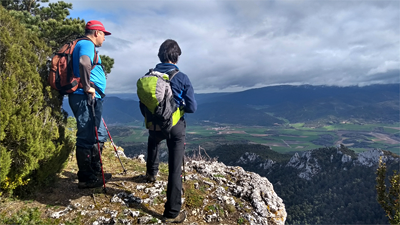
[87,87,96,99]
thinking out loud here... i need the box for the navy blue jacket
[153,63,197,114]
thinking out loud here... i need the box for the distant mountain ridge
[62,84,399,125]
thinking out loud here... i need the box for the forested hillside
[205,144,399,224]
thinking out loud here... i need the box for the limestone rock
[188,160,287,225]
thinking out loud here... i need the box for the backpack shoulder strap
[148,69,166,79]
[146,68,179,81]
[166,69,179,81]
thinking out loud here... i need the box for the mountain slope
[205,144,399,224]
[208,84,400,106]
[102,97,142,124]
[63,84,400,125]
[192,102,283,125]
[193,84,399,125]
[63,97,143,124]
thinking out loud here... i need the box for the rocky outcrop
[46,158,286,225]
[236,152,276,170]
[284,147,400,180]
[187,160,286,225]
[354,149,399,167]
[286,150,321,180]
[216,144,400,185]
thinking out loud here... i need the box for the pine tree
[376,158,400,224]
[2,0,85,52]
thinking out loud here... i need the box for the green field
[108,122,400,155]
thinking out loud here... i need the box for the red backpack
[48,37,101,96]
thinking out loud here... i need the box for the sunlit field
[109,122,400,155]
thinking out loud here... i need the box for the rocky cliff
[186,160,286,224]
[217,145,398,224]
[285,147,399,180]
[232,146,399,181]
[16,147,286,225]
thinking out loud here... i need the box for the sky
[50,0,399,94]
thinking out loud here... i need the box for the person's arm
[139,101,147,117]
[182,77,197,113]
[79,55,95,99]
[78,41,96,99]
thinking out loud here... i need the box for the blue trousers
[147,119,186,218]
[68,94,103,149]
[69,94,104,181]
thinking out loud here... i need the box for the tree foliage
[2,0,84,52]
[101,55,115,75]
[1,0,115,196]
[376,158,400,224]
[0,5,75,196]
[1,0,114,72]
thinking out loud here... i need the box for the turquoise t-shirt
[72,39,106,98]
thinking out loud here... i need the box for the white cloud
[367,61,400,75]
[53,0,399,93]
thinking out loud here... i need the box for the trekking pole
[183,143,186,182]
[90,96,107,193]
[102,118,127,174]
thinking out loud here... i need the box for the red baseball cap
[85,20,111,35]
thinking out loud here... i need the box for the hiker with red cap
[68,20,112,189]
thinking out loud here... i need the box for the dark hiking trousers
[91,142,104,174]
[97,118,108,142]
[69,94,104,182]
[147,118,186,218]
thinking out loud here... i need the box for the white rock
[222,196,235,205]
[189,160,286,225]
[136,185,146,190]
[342,154,352,163]
[137,154,146,163]
[115,150,127,158]
[354,149,395,167]
[204,213,217,223]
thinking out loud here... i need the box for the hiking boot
[96,172,112,182]
[78,178,104,189]
[145,172,156,182]
[162,211,187,223]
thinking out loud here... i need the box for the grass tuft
[184,181,205,208]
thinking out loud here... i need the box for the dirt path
[281,139,292,148]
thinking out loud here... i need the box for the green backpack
[136,69,180,136]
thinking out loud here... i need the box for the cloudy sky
[54,0,399,93]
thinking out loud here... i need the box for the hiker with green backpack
[137,39,197,223]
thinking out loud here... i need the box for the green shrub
[0,6,74,196]
[237,217,246,224]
